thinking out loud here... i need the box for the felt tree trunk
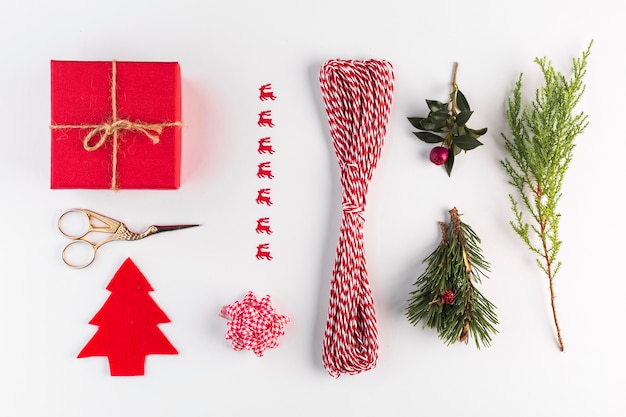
[78,258,178,376]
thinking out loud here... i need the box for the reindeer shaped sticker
[257,110,275,128]
[259,83,277,101]
[256,188,273,206]
[256,243,273,261]
[258,137,275,155]
[257,161,274,179]
[256,217,272,234]
[255,84,277,261]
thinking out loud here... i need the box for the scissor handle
[58,209,89,239]
[58,208,121,239]
[61,240,97,269]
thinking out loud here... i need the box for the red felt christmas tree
[78,258,178,376]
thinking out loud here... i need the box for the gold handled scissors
[58,208,200,269]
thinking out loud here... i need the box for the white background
[0,1,622,416]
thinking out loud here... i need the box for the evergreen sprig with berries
[406,208,498,348]
[408,63,487,176]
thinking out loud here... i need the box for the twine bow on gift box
[50,60,183,190]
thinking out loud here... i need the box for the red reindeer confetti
[255,85,277,261]
[259,83,277,101]
[256,161,274,179]
[257,110,274,127]
[256,217,272,234]
[257,137,275,154]
[255,243,273,260]
[255,188,272,206]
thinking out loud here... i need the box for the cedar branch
[535,182,564,351]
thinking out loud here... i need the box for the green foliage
[408,64,487,176]
[500,42,592,351]
[406,208,498,348]
[501,43,590,282]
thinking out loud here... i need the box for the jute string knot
[82,119,164,151]
[50,60,182,190]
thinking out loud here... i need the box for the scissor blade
[153,224,201,234]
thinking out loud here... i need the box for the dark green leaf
[419,118,446,131]
[426,99,449,112]
[468,127,488,137]
[454,135,483,150]
[414,131,444,143]
[435,118,450,130]
[430,111,452,122]
[452,123,462,136]
[452,143,462,155]
[408,117,426,129]
[445,148,455,176]
[417,118,437,131]
[456,90,471,112]
[455,110,473,126]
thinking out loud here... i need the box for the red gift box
[50,60,182,190]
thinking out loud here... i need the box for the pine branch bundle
[406,208,498,348]
[500,42,591,351]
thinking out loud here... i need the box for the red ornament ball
[429,146,449,165]
[442,290,455,305]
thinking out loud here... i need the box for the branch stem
[452,62,459,87]
[536,183,564,351]
[541,221,564,351]
[449,207,476,343]
[450,62,459,116]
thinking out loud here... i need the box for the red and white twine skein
[319,59,395,377]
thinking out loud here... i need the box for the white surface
[0,1,622,416]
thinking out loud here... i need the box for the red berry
[442,290,455,304]
[429,146,449,165]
